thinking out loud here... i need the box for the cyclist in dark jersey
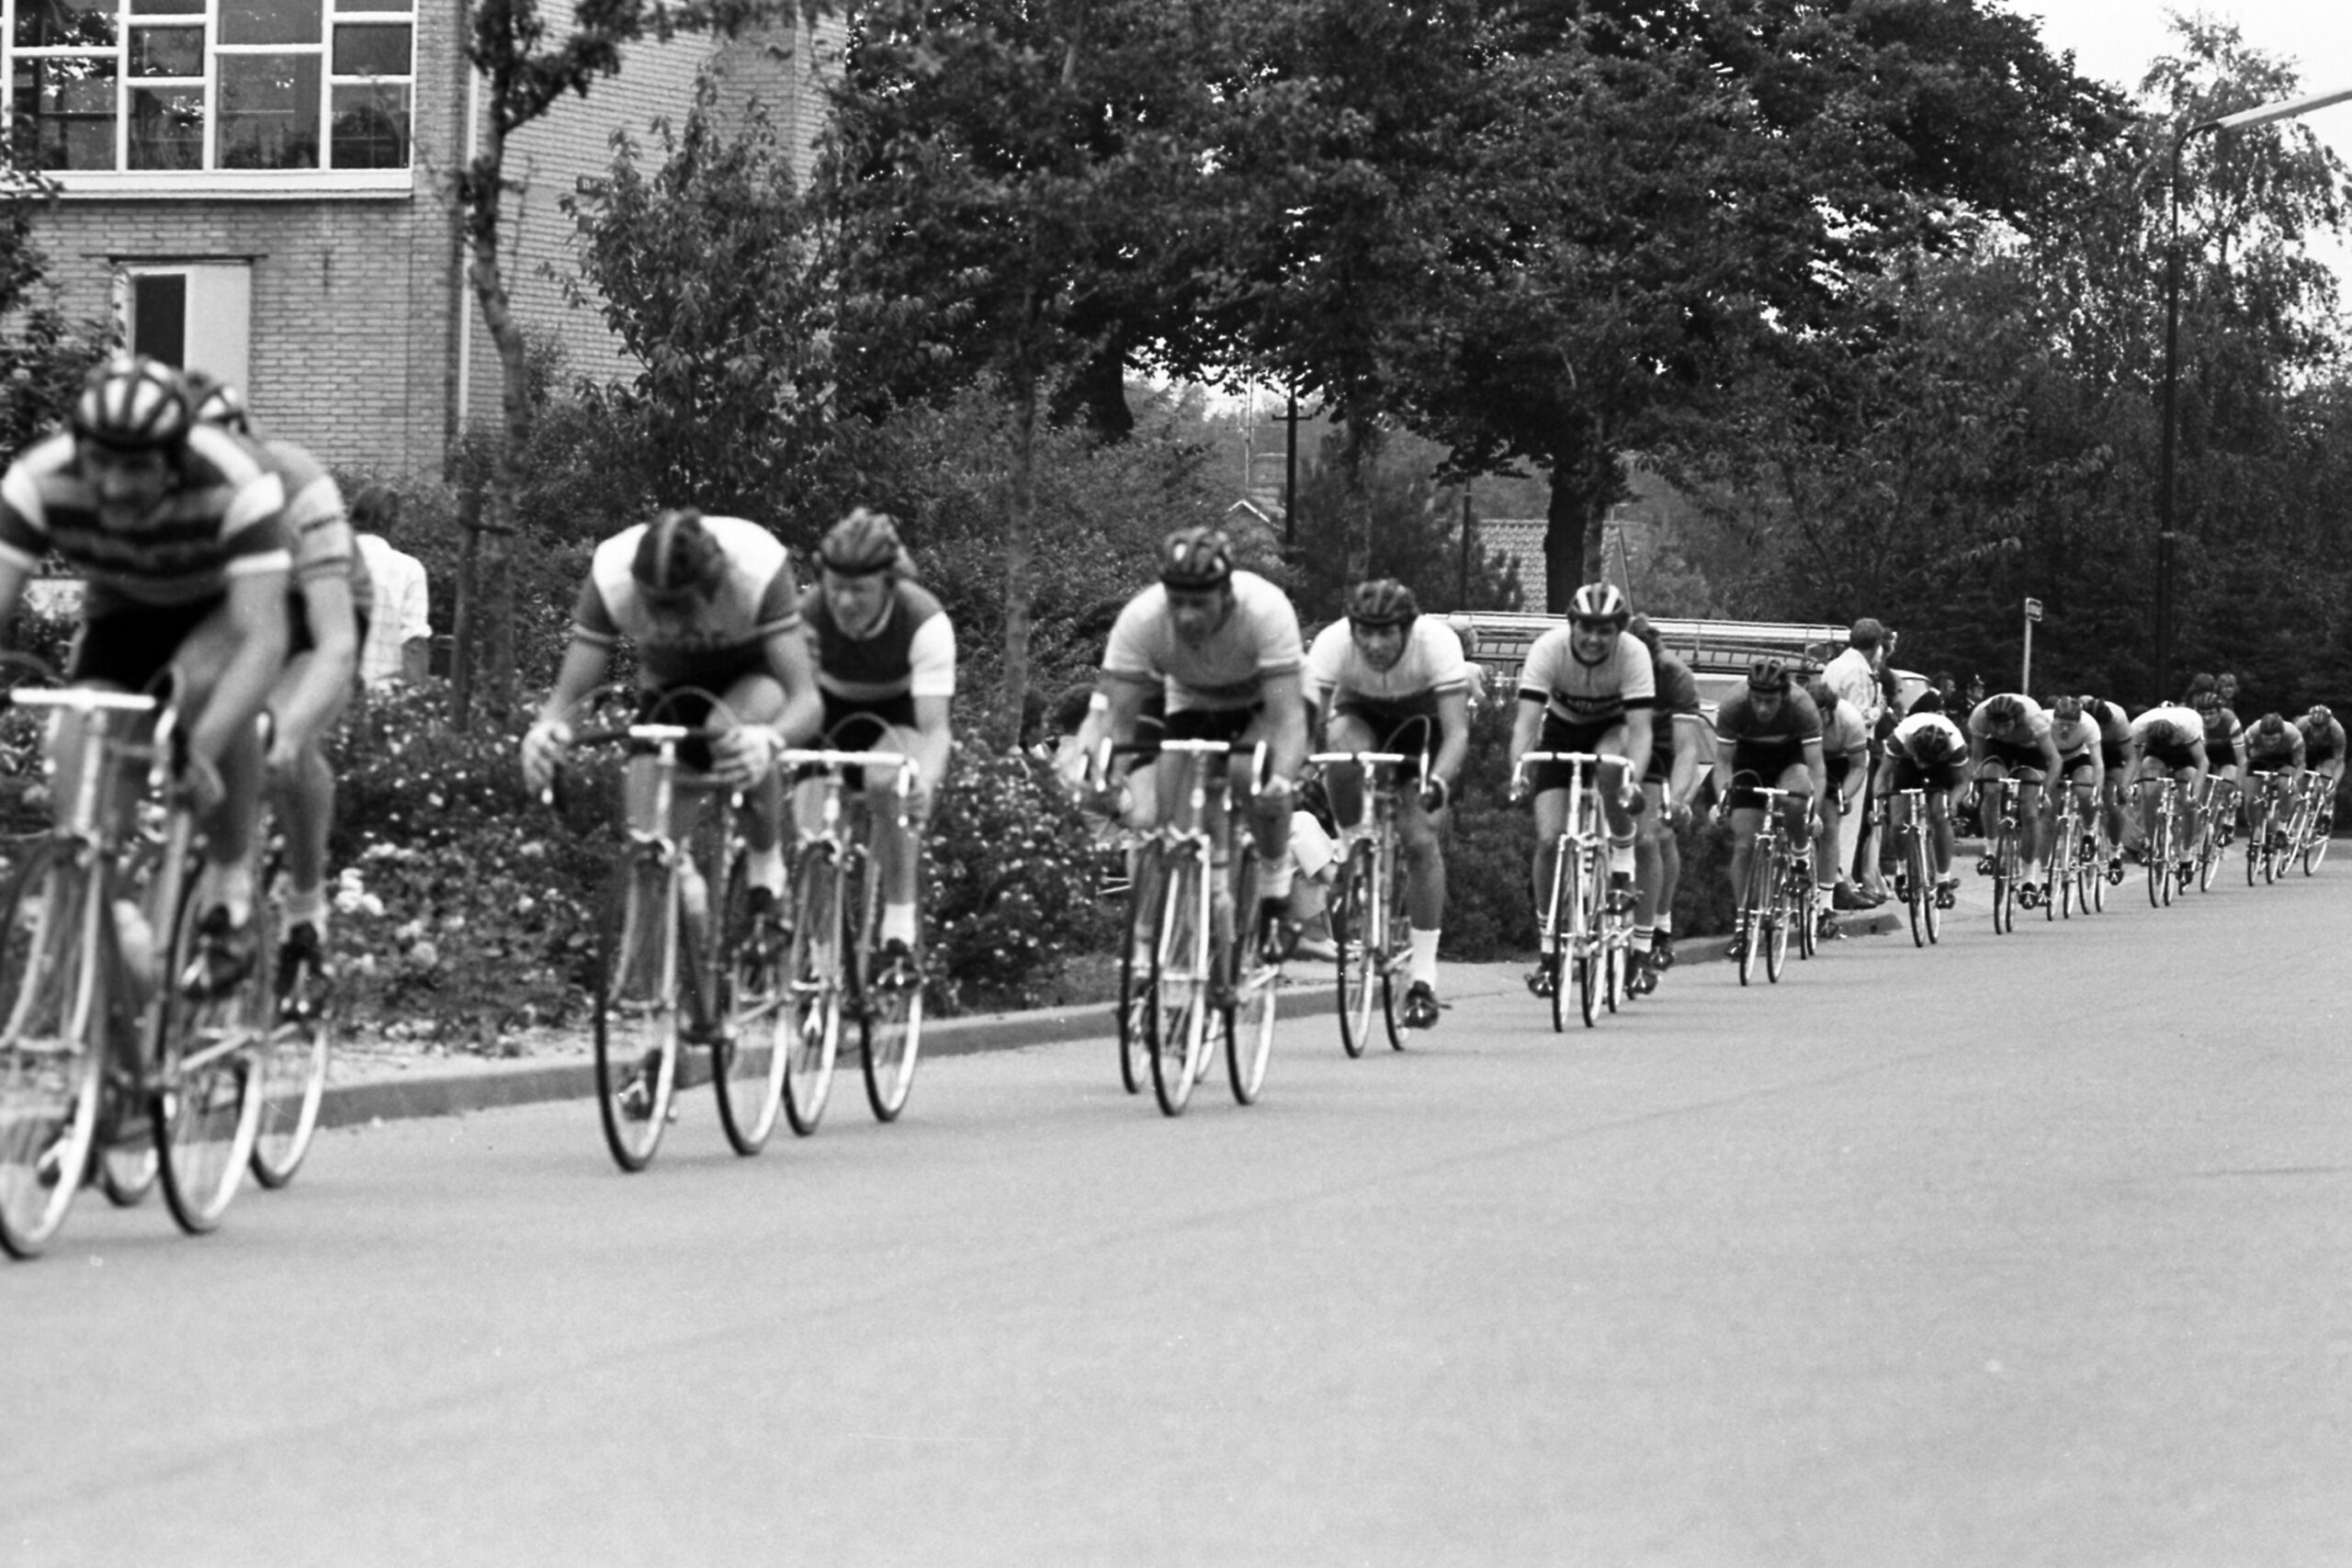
[1626,615,1706,987]
[1711,659,1824,961]
[0,355,292,994]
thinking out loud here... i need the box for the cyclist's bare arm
[1098,671,1156,757]
[192,568,291,768]
[537,634,614,729]
[1668,715,1707,813]
[274,570,358,757]
[1621,706,1654,773]
[1507,693,1544,780]
[1431,687,1471,794]
[1803,738,1826,817]
[905,691,952,790]
[763,625,824,748]
[1258,669,1309,784]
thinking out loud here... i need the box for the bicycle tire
[1793,870,1818,961]
[1333,841,1377,1058]
[250,825,329,1188]
[1736,844,1771,987]
[1225,844,1275,1105]
[2305,807,2332,874]
[1576,852,1602,1028]
[1921,838,1943,944]
[780,841,842,1136]
[854,842,924,1124]
[1546,839,1572,1032]
[1763,850,1790,983]
[1904,829,1927,948]
[710,851,786,1155]
[1378,847,1411,1051]
[0,844,103,1260]
[1116,846,1154,1091]
[593,856,679,1173]
[156,861,266,1235]
[2196,820,2220,892]
[1148,848,1208,1116]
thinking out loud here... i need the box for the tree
[564,72,837,533]
[449,0,782,724]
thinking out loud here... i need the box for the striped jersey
[1516,626,1656,726]
[801,578,956,705]
[572,515,803,688]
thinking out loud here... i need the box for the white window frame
[4,0,415,197]
[112,261,253,389]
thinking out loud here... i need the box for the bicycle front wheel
[0,845,103,1260]
[1763,858,1790,983]
[780,843,842,1136]
[711,852,786,1155]
[1794,874,1819,960]
[1903,831,1928,948]
[1148,849,1209,1116]
[594,857,680,1173]
[249,842,328,1187]
[1332,841,1377,1059]
[1576,852,1603,1028]
[1116,847,1154,1093]
[156,869,266,1235]
[1225,845,1275,1105]
[2305,807,2332,874]
[854,846,924,1124]
[1378,852,1411,1051]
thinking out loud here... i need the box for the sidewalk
[314,907,1905,1131]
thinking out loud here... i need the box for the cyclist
[1879,692,1968,904]
[2190,680,2244,847]
[184,374,366,998]
[2240,711,2305,843]
[521,507,824,935]
[1804,674,1871,918]
[785,508,956,987]
[1626,614,1707,989]
[0,354,291,1000]
[2083,693,2134,871]
[1304,579,1469,1030]
[1508,583,1653,996]
[2121,701,2209,877]
[2045,694,2105,869]
[2298,704,2344,837]
[1964,693,2064,903]
[1099,525,1308,959]
[1709,658,1823,963]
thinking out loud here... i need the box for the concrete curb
[315,908,1905,1131]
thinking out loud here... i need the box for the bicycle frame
[1513,750,1625,1025]
[1311,747,1411,1055]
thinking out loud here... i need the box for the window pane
[14,0,116,49]
[332,22,408,76]
[131,275,188,364]
[220,0,321,46]
[12,58,117,170]
[129,86,204,169]
[329,81,407,168]
[131,0,205,15]
[218,53,321,169]
[130,26,204,77]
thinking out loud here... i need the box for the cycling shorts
[2140,739,2199,773]
[1726,761,1811,815]
[69,594,223,693]
[1825,753,1851,794]
[1975,737,2046,774]
[2056,750,2096,784]
[1526,711,1627,796]
[2206,739,2239,769]
[1329,694,1443,782]
[1160,704,1258,747]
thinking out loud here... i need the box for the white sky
[2007,0,2352,277]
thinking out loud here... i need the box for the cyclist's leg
[1772,764,1815,868]
[717,669,790,900]
[869,718,933,952]
[1973,758,2013,869]
[1812,759,1842,904]
[1320,709,1377,836]
[2013,768,2048,878]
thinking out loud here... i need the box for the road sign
[2023,597,2042,623]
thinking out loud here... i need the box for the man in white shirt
[1821,615,1889,903]
[352,486,430,686]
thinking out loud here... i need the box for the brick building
[6,0,840,477]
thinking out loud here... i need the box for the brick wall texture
[22,4,844,482]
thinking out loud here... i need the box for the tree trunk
[1542,422,1624,613]
[998,368,1037,747]
[1339,414,1379,583]
[459,109,525,724]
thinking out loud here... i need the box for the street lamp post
[2155,85,2352,701]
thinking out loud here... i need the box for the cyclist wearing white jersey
[1305,579,1469,1029]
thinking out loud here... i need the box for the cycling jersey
[2048,714,2100,760]
[2298,716,2345,763]
[1643,651,1703,784]
[802,579,956,708]
[572,514,803,689]
[1516,627,1656,727]
[2243,727,2305,768]
[1102,570,1304,713]
[252,435,371,616]
[1303,616,1468,710]
[1715,688,1823,766]
[2088,699,2132,751]
[0,424,290,613]
[1886,712,1968,792]
[1966,695,2053,750]
[2130,705,2204,765]
[2199,705,2243,764]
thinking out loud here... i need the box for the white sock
[286,882,328,938]
[883,902,918,946]
[202,862,254,926]
[1655,911,1674,937]
[1409,927,1440,987]
[1608,841,1634,877]
[749,844,786,897]
[1260,858,1295,903]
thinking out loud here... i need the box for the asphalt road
[7,862,2351,1567]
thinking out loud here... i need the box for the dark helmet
[1804,675,1835,712]
[631,508,725,603]
[1159,525,1234,592]
[73,354,190,453]
[1346,579,1419,629]
[820,507,905,576]
[2311,704,2335,727]
[180,370,251,434]
[1911,722,1959,763]
[1625,612,1661,656]
[1747,657,1791,694]
[1566,582,1629,628]
[1907,688,1946,716]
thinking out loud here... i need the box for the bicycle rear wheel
[1148,849,1209,1116]
[711,851,786,1155]
[1332,841,1377,1059]
[1793,872,1819,960]
[594,856,679,1172]
[2305,808,2332,874]
[780,842,842,1136]
[1116,848,1154,1091]
[1545,840,1572,1032]
[854,845,924,1124]
[1904,831,1928,948]
[1763,858,1790,983]
[1378,852,1411,1051]
[0,845,103,1260]
[1225,845,1275,1105]
[249,827,328,1188]
[1576,852,1603,1027]
[1736,845,1771,987]
[156,866,266,1235]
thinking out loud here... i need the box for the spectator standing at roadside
[353,486,430,687]
[1822,616,1889,904]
